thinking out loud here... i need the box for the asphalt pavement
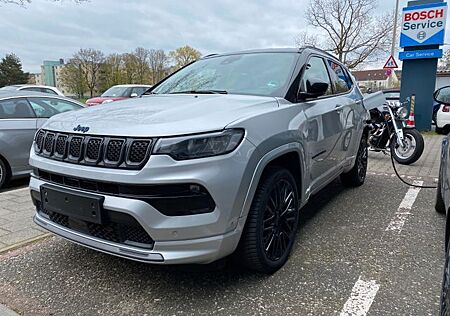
[0,172,444,315]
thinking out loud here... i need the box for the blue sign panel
[400,2,447,47]
[399,49,443,60]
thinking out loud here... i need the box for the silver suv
[30,48,369,273]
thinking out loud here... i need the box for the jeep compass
[30,48,369,273]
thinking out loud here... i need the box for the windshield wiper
[169,89,228,95]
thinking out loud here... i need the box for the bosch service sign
[400,2,448,48]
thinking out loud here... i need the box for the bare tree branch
[303,0,394,68]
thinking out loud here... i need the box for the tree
[98,53,124,92]
[301,0,394,68]
[0,53,29,87]
[148,49,168,84]
[73,48,105,97]
[133,47,151,83]
[169,45,201,70]
[60,61,86,98]
[439,49,450,71]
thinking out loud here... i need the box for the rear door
[300,56,344,190]
[0,98,37,175]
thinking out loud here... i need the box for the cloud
[0,0,307,72]
[1,0,448,72]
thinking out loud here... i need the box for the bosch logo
[417,31,426,40]
[73,125,90,133]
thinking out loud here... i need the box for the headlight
[396,106,409,119]
[153,129,245,160]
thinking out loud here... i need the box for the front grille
[69,136,83,159]
[35,201,154,249]
[86,138,102,161]
[55,135,67,157]
[43,133,55,155]
[34,130,45,153]
[128,141,151,163]
[34,130,153,170]
[105,139,124,163]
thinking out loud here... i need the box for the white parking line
[340,276,380,316]
[385,180,423,233]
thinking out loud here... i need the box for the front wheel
[390,129,424,165]
[237,167,300,274]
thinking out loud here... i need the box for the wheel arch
[239,143,306,220]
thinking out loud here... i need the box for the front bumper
[33,211,243,264]
[29,138,257,264]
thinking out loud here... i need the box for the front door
[300,56,344,191]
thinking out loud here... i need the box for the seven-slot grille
[34,130,152,169]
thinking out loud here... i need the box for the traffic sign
[383,55,399,69]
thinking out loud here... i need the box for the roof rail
[301,46,339,61]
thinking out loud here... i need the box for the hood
[86,96,127,105]
[44,94,279,137]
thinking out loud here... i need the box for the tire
[0,159,7,189]
[237,167,300,274]
[437,127,445,135]
[441,240,450,316]
[436,176,447,214]
[341,134,368,187]
[390,129,424,165]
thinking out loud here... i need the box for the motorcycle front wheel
[390,129,424,165]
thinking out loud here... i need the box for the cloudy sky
[0,0,444,73]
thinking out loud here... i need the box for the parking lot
[0,135,445,316]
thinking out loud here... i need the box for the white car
[0,85,65,96]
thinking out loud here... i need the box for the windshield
[101,86,131,97]
[151,52,298,97]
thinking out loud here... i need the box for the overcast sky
[0,0,446,73]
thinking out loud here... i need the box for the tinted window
[28,97,82,118]
[0,98,35,119]
[132,87,148,96]
[152,53,298,97]
[328,60,352,93]
[42,88,57,95]
[300,56,332,95]
[21,87,42,93]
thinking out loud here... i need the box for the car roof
[0,90,84,105]
[202,47,341,64]
[2,84,56,89]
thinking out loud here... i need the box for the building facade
[352,69,400,92]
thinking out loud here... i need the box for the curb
[0,233,52,255]
[0,303,20,316]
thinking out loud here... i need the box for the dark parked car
[434,86,450,315]
[0,91,84,188]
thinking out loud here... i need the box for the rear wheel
[390,129,424,165]
[341,134,368,187]
[237,167,299,274]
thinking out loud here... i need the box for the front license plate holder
[40,184,104,224]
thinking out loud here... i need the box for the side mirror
[130,93,138,98]
[298,78,329,100]
[434,86,450,105]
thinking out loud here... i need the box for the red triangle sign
[383,55,398,69]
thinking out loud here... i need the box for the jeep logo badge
[73,125,90,133]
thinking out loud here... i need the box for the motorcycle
[368,98,424,165]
